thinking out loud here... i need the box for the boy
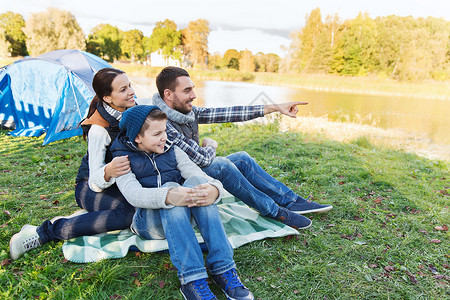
[110,105,254,300]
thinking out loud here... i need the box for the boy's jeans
[131,176,235,284]
[203,151,302,217]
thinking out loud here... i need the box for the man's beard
[173,94,192,114]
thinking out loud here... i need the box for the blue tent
[0,49,112,145]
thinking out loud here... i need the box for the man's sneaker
[180,278,218,300]
[288,197,333,214]
[9,225,42,260]
[275,206,312,229]
[211,268,254,300]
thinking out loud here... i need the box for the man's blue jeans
[203,151,301,217]
[37,181,135,244]
[131,176,235,284]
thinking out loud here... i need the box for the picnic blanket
[62,193,299,263]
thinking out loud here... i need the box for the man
[152,66,332,229]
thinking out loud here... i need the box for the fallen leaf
[443,264,450,269]
[327,224,335,227]
[418,229,428,235]
[3,210,11,217]
[61,258,69,263]
[406,271,418,284]
[130,272,139,277]
[430,239,441,244]
[0,223,8,228]
[134,252,141,257]
[374,199,382,204]
[39,195,48,200]
[52,200,60,206]
[256,277,263,281]
[158,280,165,288]
[110,295,122,299]
[368,263,378,268]
[339,181,345,185]
[133,279,141,287]
[1,258,11,267]
[384,266,395,272]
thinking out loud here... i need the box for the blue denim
[37,181,135,244]
[131,176,235,284]
[202,151,302,217]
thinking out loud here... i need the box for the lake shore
[113,63,450,100]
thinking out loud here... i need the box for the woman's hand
[104,155,130,181]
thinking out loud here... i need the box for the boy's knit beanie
[119,105,161,142]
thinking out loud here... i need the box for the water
[131,77,450,161]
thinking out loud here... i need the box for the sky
[2,0,449,57]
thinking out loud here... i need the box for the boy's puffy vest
[112,138,183,188]
[75,102,121,183]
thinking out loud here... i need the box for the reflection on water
[131,76,450,161]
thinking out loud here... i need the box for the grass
[0,122,449,299]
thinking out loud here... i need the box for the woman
[9,68,136,260]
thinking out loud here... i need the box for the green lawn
[0,122,449,299]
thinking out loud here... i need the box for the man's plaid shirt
[166,105,265,167]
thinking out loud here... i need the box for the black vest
[75,102,121,183]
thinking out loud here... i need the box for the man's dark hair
[156,66,190,98]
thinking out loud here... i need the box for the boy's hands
[165,184,219,207]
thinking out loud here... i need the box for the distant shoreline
[114,63,450,101]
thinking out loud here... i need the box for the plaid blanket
[62,193,298,263]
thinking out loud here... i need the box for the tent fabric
[0,49,112,145]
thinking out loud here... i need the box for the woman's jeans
[37,181,135,244]
[131,176,235,284]
[202,151,302,217]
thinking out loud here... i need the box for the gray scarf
[152,93,195,124]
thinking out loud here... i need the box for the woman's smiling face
[103,73,135,112]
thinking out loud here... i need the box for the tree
[24,8,85,56]
[207,52,224,70]
[222,49,241,69]
[148,19,182,63]
[121,29,144,61]
[0,12,27,56]
[289,7,323,72]
[182,19,210,67]
[239,49,255,72]
[87,24,123,62]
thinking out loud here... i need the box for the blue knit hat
[119,105,162,142]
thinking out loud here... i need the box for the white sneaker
[9,225,41,260]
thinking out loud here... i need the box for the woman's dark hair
[85,68,125,120]
[156,66,190,98]
[80,68,125,139]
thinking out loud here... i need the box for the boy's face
[135,119,167,154]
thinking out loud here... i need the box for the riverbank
[1,125,449,298]
[113,63,450,100]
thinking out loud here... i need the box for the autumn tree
[239,49,255,72]
[24,8,85,56]
[0,12,27,56]
[207,52,224,70]
[87,24,123,62]
[121,29,144,61]
[148,19,182,63]
[222,49,241,70]
[182,19,210,67]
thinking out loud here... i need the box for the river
[131,77,450,161]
